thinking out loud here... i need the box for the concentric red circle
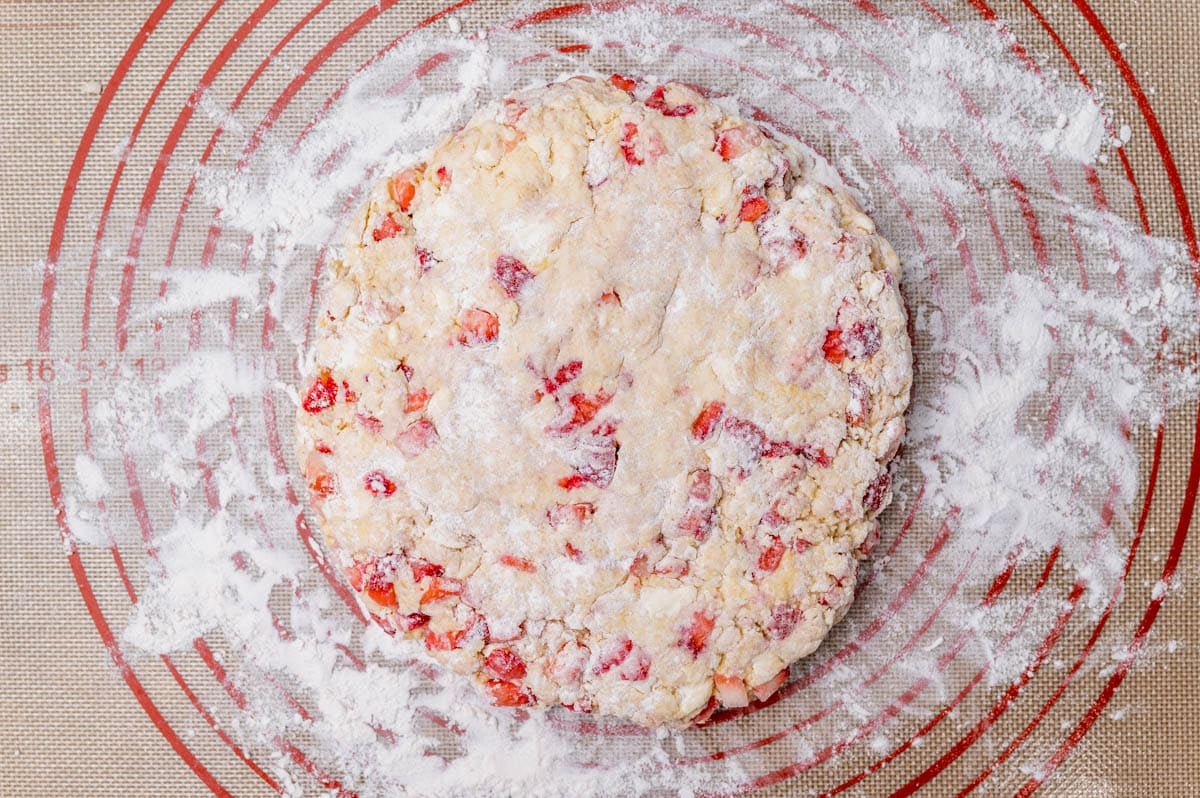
[38,1,1197,795]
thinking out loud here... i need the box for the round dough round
[296,76,912,727]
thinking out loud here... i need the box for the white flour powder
[59,3,1198,796]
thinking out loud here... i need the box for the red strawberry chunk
[609,73,637,92]
[425,627,466,651]
[561,427,620,489]
[415,246,436,273]
[396,418,438,457]
[767,604,803,639]
[564,541,584,561]
[862,470,892,514]
[397,360,415,380]
[363,470,397,497]
[599,289,621,305]
[395,612,431,632]
[645,85,695,116]
[494,254,535,297]
[714,673,749,708]
[345,562,365,591]
[750,668,789,702]
[365,582,398,608]
[548,502,595,526]
[388,168,419,212]
[619,646,652,681]
[691,400,726,441]
[372,212,403,242]
[679,611,716,658]
[738,190,769,223]
[822,327,847,364]
[341,381,359,403]
[308,472,336,499]
[592,637,633,675]
[404,387,431,414]
[792,231,809,259]
[356,413,383,434]
[550,390,612,434]
[757,537,786,573]
[420,576,464,605]
[484,679,534,707]
[435,165,451,185]
[484,648,528,680]
[314,440,333,454]
[620,122,643,166]
[558,474,589,491]
[846,318,882,359]
[499,553,537,573]
[302,371,338,413]
[456,307,500,346]
[716,125,761,160]
[690,696,720,725]
[723,416,768,460]
[408,558,444,582]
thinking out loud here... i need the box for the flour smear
[60,3,1198,796]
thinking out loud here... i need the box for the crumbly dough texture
[296,77,912,727]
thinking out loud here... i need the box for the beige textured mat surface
[1,1,1197,795]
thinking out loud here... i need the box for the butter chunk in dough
[296,75,912,727]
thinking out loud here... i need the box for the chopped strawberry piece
[822,327,847,364]
[794,538,812,554]
[677,468,720,540]
[564,541,584,561]
[592,637,633,675]
[691,400,725,441]
[397,360,415,380]
[365,582,398,607]
[599,289,621,305]
[371,212,403,242]
[484,648,528,680]
[404,387,431,414]
[308,471,336,499]
[619,645,652,681]
[314,440,333,454]
[858,522,881,557]
[723,416,768,464]
[558,474,589,490]
[420,576,464,605]
[408,558,444,582]
[716,125,762,160]
[757,537,786,573]
[395,612,431,632]
[415,246,436,272]
[548,502,595,526]
[846,318,882,359]
[767,604,803,639]
[738,190,770,223]
[645,85,695,116]
[862,470,892,514]
[341,381,359,403]
[494,254,535,297]
[456,307,500,346]
[628,552,651,578]
[484,678,534,707]
[550,390,612,434]
[679,610,716,658]
[396,418,439,457]
[435,165,451,185]
[424,627,466,651]
[792,231,809,259]
[553,360,583,389]
[714,673,750,708]
[750,667,789,702]
[609,73,637,92]
[761,500,789,527]
[619,121,643,166]
[499,553,537,573]
[356,413,382,434]
[690,696,720,725]
[302,371,338,413]
[388,168,419,212]
[363,470,397,497]
[846,372,870,425]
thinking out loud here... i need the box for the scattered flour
[53,3,1198,796]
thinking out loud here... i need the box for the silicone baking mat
[1,1,1198,795]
